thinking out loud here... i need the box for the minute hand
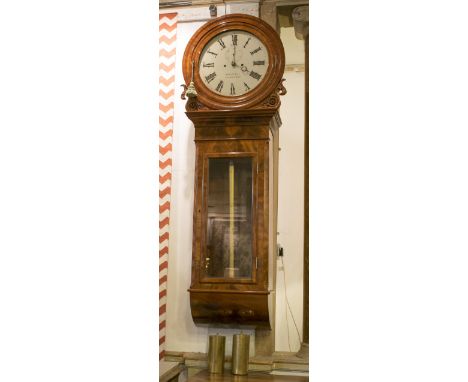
[232,44,237,67]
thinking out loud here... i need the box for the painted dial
[199,30,269,97]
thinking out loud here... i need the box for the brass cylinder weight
[208,335,226,374]
[231,333,250,375]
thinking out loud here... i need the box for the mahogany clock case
[183,14,286,329]
[188,119,274,329]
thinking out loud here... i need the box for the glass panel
[205,157,253,279]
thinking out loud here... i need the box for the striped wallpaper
[159,12,177,361]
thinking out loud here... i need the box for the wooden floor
[187,370,308,381]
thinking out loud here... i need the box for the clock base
[189,289,271,329]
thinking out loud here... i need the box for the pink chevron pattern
[159,12,177,361]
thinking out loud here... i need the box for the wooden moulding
[187,108,279,127]
[194,124,270,141]
[189,109,278,142]
[189,289,271,329]
[187,110,278,142]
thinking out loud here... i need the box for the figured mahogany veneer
[187,108,278,328]
[189,290,270,328]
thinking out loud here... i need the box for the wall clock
[182,14,286,330]
[182,13,285,111]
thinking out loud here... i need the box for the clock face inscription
[199,30,269,97]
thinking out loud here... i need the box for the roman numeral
[253,60,265,66]
[203,62,214,67]
[249,71,261,80]
[215,80,224,92]
[230,83,236,95]
[207,50,217,57]
[217,39,226,49]
[205,72,216,84]
[250,47,261,55]
[244,82,250,91]
[243,37,251,48]
[232,34,238,46]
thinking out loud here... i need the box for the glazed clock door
[192,138,269,291]
[202,154,256,283]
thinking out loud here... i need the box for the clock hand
[231,44,237,67]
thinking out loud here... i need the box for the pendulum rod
[229,160,235,277]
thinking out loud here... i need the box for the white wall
[162,4,305,354]
[275,70,305,352]
[165,17,207,354]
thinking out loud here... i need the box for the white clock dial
[199,30,269,97]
